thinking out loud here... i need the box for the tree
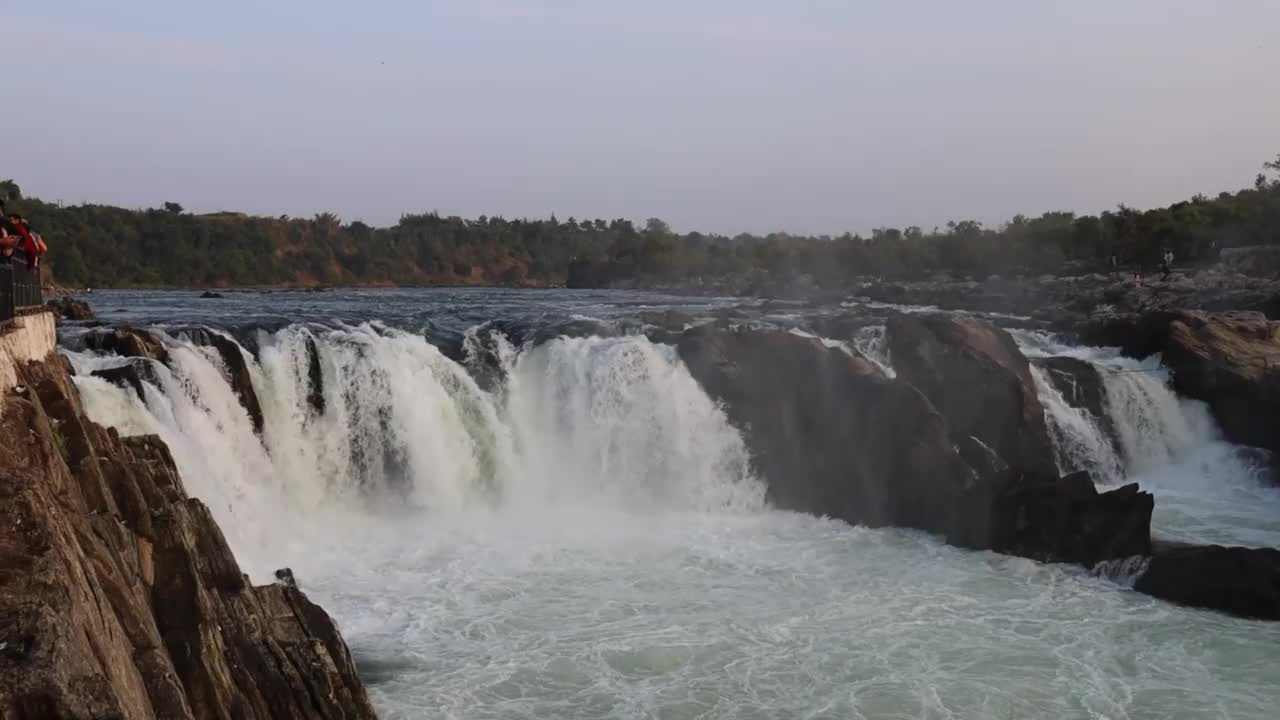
[163,202,184,214]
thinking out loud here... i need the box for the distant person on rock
[1161,248,1174,281]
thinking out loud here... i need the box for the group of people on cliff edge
[0,199,47,271]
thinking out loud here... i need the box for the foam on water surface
[64,311,1280,719]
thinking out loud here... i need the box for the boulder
[676,325,981,541]
[1135,542,1280,620]
[91,360,163,400]
[994,472,1153,566]
[199,291,225,299]
[83,326,170,364]
[638,309,694,333]
[184,329,265,435]
[1158,311,1280,455]
[885,315,1057,478]
[46,296,95,321]
[306,334,326,416]
[1,354,376,718]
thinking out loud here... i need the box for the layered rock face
[676,321,1152,565]
[1136,542,1280,620]
[0,312,375,719]
[676,316,1280,620]
[884,314,1057,479]
[676,324,976,541]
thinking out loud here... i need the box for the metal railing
[0,251,44,323]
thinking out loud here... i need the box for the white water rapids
[66,323,1280,719]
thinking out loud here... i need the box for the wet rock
[46,296,95,321]
[199,290,225,299]
[1,354,377,718]
[995,473,1153,566]
[1136,542,1280,620]
[638,309,694,333]
[83,326,170,364]
[90,359,163,400]
[183,329,265,434]
[274,567,298,589]
[676,324,984,543]
[306,334,326,416]
[955,435,1009,485]
[1032,356,1120,452]
[1159,311,1280,456]
[886,314,1058,479]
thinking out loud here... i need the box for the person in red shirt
[3,213,42,269]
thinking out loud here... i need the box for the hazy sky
[4,1,1278,235]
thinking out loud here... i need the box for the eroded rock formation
[0,314,375,719]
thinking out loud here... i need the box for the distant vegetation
[3,156,1279,290]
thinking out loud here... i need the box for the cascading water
[851,325,895,377]
[70,324,765,576]
[1028,363,1125,483]
[63,300,1280,718]
[1015,331,1280,548]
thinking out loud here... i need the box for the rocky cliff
[0,311,376,719]
[676,321,1152,565]
[677,317,1278,620]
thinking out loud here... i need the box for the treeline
[3,156,1279,290]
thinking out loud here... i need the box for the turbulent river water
[61,289,1280,719]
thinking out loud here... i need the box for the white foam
[66,324,1280,719]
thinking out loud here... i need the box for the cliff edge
[0,310,376,719]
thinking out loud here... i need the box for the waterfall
[851,325,895,377]
[1015,332,1280,547]
[1028,364,1124,482]
[68,324,765,580]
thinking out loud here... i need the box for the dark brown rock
[1135,542,1280,620]
[0,353,376,718]
[306,335,325,416]
[46,297,96,322]
[994,473,1153,566]
[676,325,997,546]
[91,360,163,401]
[886,314,1057,478]
[1160,311,1280,455]
[83,326,171,364]
[185,329,265,435]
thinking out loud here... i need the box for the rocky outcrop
[677,323,1280,618]
[0,323,375,719]
[1082,310,1280,455]
[994,472,1152,566]
[305,335,325,416]
[84,327,171,365]
[1161,311,1280,455]
[675,324,1152,565]
[47,296,96,322]
[91,360,164,400]
[676,325,979,541]
[885,315,1058,478]
[81,325,266,436]
[1136,542,1280,620]
[184,330,265,435]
